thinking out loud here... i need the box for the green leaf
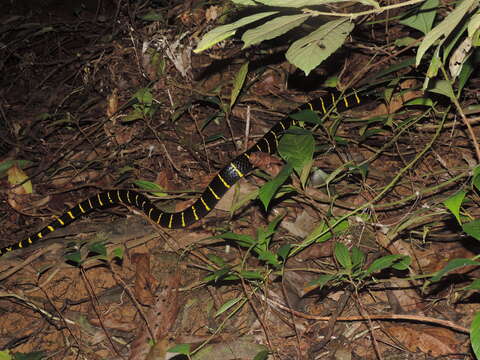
[278,128,314,177]
[286,19,354,76]
[277,244,292,262]
[194,11,278,53]
[391,256,412,270]
[307,274,336,290]
[64,251,82,265]
[472,165,480,191]
[259,163,293,210]
[122,108,145,122]
[399,0,439,35]
[472,311,480,359]
[231,62,249,107]
[428,79,456,102]
[133,180,167,197]
[351,247,365,270]
[0,350,11,360]
[462,220,480,241]
[239,270,264,280]
[464,278,480,290]
[88,241,107,256]
[404,97,434,107]
[366,255,410,275]
[304,218,349,244]
[242,13,311,48]
[215,297,244,317]
[111,247,124,261]
[134,87,153,105]
[334,242,352,270]
[258,250,281,267]
[253,350,270,360]
[207,254,226,267]
[217,232,255,247]
[430,258,480,282]
[443,190,467,224]
[290,109,322,124]
[167,343,191,355]
[458,58,475,92]
[416,0,478,66]
[12,352,45,360]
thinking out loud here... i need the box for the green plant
[307,242,411,292]
[122,87,157,122]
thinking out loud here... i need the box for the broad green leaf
[134,87,153,105]
[64,251,82,265]
[464,278,480,290]
[111,247,124,260]
[167,344,191,355]
[253,350,270,360]
[430,258,480,282]
[259,163,293,210]
[242,13,311,48]
[366,255,410,275]
[277,244,292,261]
[334,242,352,270]
[472,311,480,360]
[134,180,167,197]
[473,165,480,191]
[231,62,249,107]
[443,190,467,224]
[215,297,244,317]
[290,109,322,124]
[416,0,478,66]
[458,58,475,92]
[463,220,480,241]
[404,97,434,106]
[391,256,411,270]
[216,232,255,247]
[88,242,107,256]
[399,0,439,34]
[278,128,314,176]
[428,80,455,101]
[194,12,278,53]
[286,19,354,76]
[351,247,365,270]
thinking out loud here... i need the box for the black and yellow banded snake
[0,91,362,257]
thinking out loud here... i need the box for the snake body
[0,92,361,257]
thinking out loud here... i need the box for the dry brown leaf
[106,88,118,117]
[132,254,159,306]
[386,325,457,356]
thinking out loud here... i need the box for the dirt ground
[0,0,479,359]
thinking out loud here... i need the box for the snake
[0,91,361,257]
